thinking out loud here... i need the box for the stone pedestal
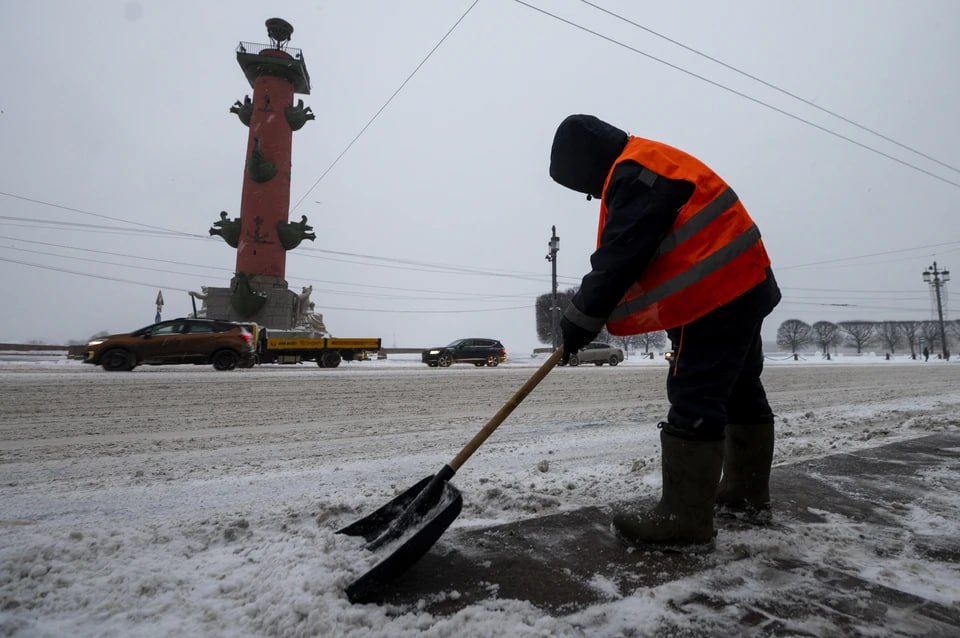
[200,286,298,329]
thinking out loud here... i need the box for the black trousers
[663,269,781,441]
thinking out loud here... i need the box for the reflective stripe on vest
[654,187,738,256]
[609,223,761,322]
[597,137,771,333]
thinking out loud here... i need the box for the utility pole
[155,290,164,324]
[545,226,560,350]
[922,261,951,359]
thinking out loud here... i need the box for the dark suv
[84,318,255,371]
[422,338,507,367]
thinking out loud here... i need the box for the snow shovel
[338,348,564,603]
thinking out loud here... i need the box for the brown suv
[84,318,254,371]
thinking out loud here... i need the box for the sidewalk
[374,433,960,635]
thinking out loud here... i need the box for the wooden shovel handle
[449,348,564,472]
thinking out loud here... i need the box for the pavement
[366,432,960,635]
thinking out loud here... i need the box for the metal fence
[237,41,305,60]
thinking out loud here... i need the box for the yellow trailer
[254,329,381,368]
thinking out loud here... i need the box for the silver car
[567,342,624,367]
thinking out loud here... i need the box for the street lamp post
[545,226,560,350]
[922,262,951,359]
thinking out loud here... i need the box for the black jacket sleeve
[568,161,695,323]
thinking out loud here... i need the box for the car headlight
[429,349,440,355]
[87,339,106,346]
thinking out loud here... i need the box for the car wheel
[568,355,580,367]
[437,353,453,367]
[321,351,342,368]
[212,350,240,371]
[609,355,620,366]
[486,354,499,367]
[100,348,134,372]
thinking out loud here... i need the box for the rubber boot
[715,423,774,519]
[612,431,724,549]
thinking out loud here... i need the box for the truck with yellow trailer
[244,325,381,368]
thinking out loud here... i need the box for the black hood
[549,114,628,199]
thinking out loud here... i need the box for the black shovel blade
[337,470,463,603]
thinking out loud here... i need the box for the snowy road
[1,358,959,636]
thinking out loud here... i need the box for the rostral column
[209,18,316,323]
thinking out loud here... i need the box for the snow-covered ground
[1,353,958,636]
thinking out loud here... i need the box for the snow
[1,353,959,636]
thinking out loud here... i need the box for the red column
[236,51,294,284]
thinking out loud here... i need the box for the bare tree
[838,321,876,354]
[534,287,577,345]
[812,321,841,355]
[876,321,902,354]
[897,321,921,357]
[606,331,665,357]
[919,320,942,354]
[948,320,960,352]
[634,330,667,354]
[776,319,813,353]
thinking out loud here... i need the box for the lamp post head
[943,270,951,283]
[923,270,932,283]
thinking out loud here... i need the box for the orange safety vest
[597,137,771,335]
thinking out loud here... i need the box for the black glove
[560,316,598,364]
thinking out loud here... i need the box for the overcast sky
[1,0,958,351]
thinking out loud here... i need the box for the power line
[789,286,928,294]
[296,243,555,278]
[0,248,535,314]
[510,0,960,190]
[0,235,228,271]
[0,221,210,240]
[4,245,222,279]
[787,294,928,303]
[4,185,950,291]
[786,287,929,298]
[13,179,950,287]
[0,256,193,293]
[0,192,572,282]
[777,240,960,270]
[779,300,935,313]
[296,303,532,314]
[0,215,186,237]
[0,255,531,315]
[0,197,563,280]
[289,0,481,214]
[577,0,960,176]
[0,191,198,236]
[0,235,547,299]
[292,247,564,283]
